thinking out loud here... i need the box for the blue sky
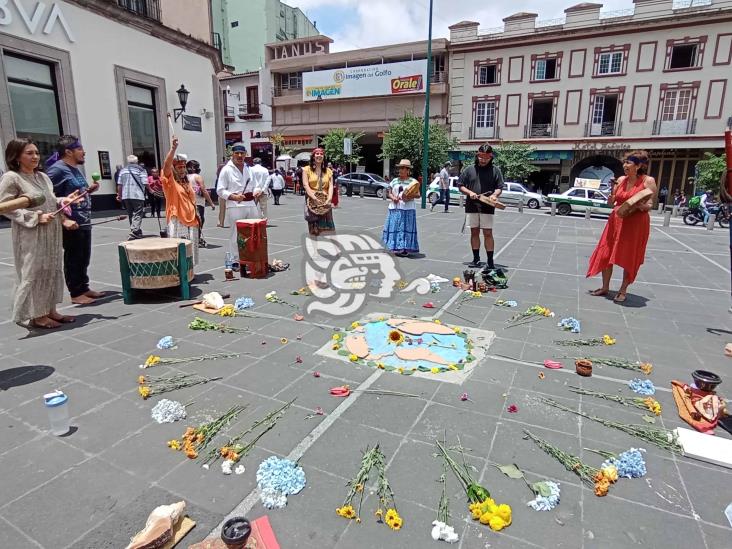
[286,0,632,51]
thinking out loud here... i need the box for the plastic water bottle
[225,252,233,270]
[44,391,70,435]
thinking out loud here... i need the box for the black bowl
[692,370,722,392]
[221,516,251,548]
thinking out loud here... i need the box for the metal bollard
[707,213,716,230]
[585,208,591,220]
[459,194,465,207]
[663,210,671,227]
[518,198,524,213]
[657,203,664,214]
[672,205,679,217]
[550,202,556,216]
[382,187,387,200]
[359,185,364,198]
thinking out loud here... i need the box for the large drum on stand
[236,219,268,278]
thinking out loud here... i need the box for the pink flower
[314,407,324,416]
[460,392,470,402]
[507,404,518,413]
[313,371,321,378]
[422,302,435,308]
[294,355,303,364]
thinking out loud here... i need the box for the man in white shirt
[251,157,270,219]
[431,162,451,212]
[216,143,260,269]
[700,189,715,225]
[268,168,285,205]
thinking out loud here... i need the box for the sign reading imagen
[302,59,428,102]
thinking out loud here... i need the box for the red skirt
[586,209,650,284]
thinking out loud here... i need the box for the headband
[313,147,325,155]
[66,140,83,150]
[626,155,647,165]
[231,144,247,153]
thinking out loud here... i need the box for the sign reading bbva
[0,0,74,42]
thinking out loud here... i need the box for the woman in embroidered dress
[382,159,420,257]
[302,147,335,236]
[586,150,657,303]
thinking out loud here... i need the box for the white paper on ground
[675,427,732,469]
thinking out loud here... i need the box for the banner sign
[302,59,428,102]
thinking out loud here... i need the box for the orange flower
[220,446,230,456]
[185,448,198,459]
[594,478,610,496]
[137,375,146,385]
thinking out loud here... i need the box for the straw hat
[396,159,412,169]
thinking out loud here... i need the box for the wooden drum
[118,238,194,303]
[236,219,269,278]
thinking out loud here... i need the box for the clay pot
[221,517,251,549]
[691,370,722,392]
[575,359,593,377]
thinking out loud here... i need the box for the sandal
[613,292,627,303]
[589,288,609,296]
[31,317,61,329]
[48,313,75,323]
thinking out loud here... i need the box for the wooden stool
[118,237,193,304]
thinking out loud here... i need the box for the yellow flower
[640,362,653,374]
[138,386,151,399]
[601,465,618,483]
[332,333,342,341]
[375,508,383,520]
[602,334,616,345]
[137,375,146,385]
[398,367,405,375]
[433,319,442,324]
[332,343,341,350]
[378,316,386,321]
[387,330,405,345]
[336,505,356,519]
[144,355,160,367]
[376,362,385,369]
[496,503,512,523]
[453,327,462,334]
[478,511,493,525]
[219,304,235,317]
[355,483,364,492]
[355,517,361,524]
[448,363,458,371]
[349,354,359,362]
[350,321,360,329]
[385,509,398,523]
[389,516,403,531]
[167,439,181,450]
[280,337,288,344]
[431,367,440,374]
[472,291,482,298]
[488,516,508,531]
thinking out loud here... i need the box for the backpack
[688,195,701,208]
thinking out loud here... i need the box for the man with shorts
[459,143,504,270]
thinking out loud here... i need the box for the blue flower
[234,297,255,311]
[527,481,560,511]
[256,457,306,509]
[156,336,175,350]
[557,317,581,333]
[430,281,441,293]
[602,448,646,478]
[628,378,655,396]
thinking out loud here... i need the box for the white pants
[257,194,269,220]
[225,203,260,259]
[167,217,199,265]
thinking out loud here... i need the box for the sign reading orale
[302,59,428,102]
[0,0,74,42]
[272,38,328,60]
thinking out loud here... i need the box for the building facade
[0,0,224,209]
[211,0,318,72]
[220,70,273,167]
[448,0,732,195]
[265,35,450,175]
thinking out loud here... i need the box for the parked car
[426,176,461,205]
[547,187,612,216]
[500,182,547,209]
[336,172,390,198]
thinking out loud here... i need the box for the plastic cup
[44,391,70,435]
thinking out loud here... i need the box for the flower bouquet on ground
[540,397,681,453]
[265,291,296,308]
[505,305,554,329]
[554,334,615,346]
[167,405,246,459]
[523,429,617,496]
[435,438,512,531]
[139,352,240,369]
[559,356,652,375]
[488,462,561,512]
[137,373,221,399]
[188,317,249,334]
[455,290,482,310]
[567,386,662,415]
[584,448,647,478]
[201,399,295,473]
[432,467,459,543]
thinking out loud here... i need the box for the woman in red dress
[587,150,657,303]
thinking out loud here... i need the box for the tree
[270,133,294,158]
[380,112,457,174]
[321,128,364,166]
[695,152,727,194]
[492,142,540,182]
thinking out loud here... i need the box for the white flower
[431,520,459,543]
[265,291,277,299]
[431,523,442,541]
[234,464,246,475]
[202,464,209,470]
[221,459,234,475]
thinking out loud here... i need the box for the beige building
[449,0,732,195]
[264,35,449,174]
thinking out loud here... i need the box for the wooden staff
[0,193,45,214]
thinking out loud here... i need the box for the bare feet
[589,288,609,296]
[31,316,61,329]
[71,294,96,305]
[48,311,75,323]
[84,290,106,298]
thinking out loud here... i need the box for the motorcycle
[683,203,730,228]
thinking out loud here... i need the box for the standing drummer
[216,143,259,271]
[459,143,504,270]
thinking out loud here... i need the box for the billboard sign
[302,59,428,102]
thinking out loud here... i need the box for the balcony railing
[469,126,500,140]
[224,105,235,119]
[585,121,621,137]
[652,118,697,135]
[272,86,302,98]
[117,0,161,21]
[238,104,262,119]
[524,123,557,138]
[431,71,447,84]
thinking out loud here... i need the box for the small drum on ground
[118,237,193,304]
[236,218,268,278]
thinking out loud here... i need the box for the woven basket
[306,191,331,215]
[575,359,593,377]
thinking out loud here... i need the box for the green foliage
[695,152,726,194]
[493,142,540,182]
[380,112,457,173]
[321,128,364,165]
[270,133,294,157]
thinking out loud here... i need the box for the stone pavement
[1,194,731,549]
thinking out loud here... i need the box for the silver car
[501,182,546,209]
[336,172,390,198]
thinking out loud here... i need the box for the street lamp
[173,84,190,121]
